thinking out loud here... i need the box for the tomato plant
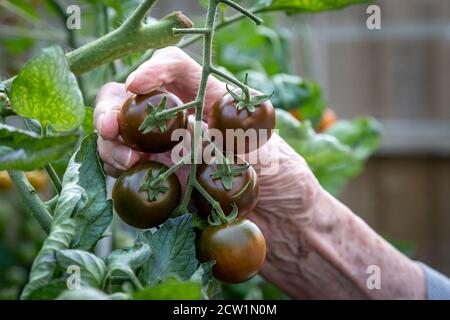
[0,0,378,301]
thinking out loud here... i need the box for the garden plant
[0,0,380,300]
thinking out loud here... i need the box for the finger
[104,163,124,178]
[98,137,140,171]
[125,47,195,95]
[94,82,131,140]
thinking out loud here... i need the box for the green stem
[44,163,62,194]
[155,100,198,119]
[66,12,191,76]
[176,0,262,214]
[178,7,265,48]
[210,67,250,102]
[219,0,263,25]
[8,171,52,234]
[150,153,191,188]
[193,181,225,219]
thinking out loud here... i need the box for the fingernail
[112,148,133,169]
[125,72,136,90]
[98,114,104,135]
[124,148,133,167]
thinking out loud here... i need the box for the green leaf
[70,134,113,251]
[326,117,382,160]
[244,71,326,125]
[10,45,85,132]
[190,261,222,300]
[139,214,198,286]
[133,277,202,300]
[21,134,112,299]
[0,124,78,171]
[276,109,380,195]
[27,279,68,300]
[215,20,291,76]
[266,0,372,13]
[55,249,106,288]
[82,107,95,137]
[105,242,151,286]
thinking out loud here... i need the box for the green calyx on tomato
[197,217,267,284]
[210,153,250,191]
[226,82,273,112]
[112,161,181,229]
[119,90,187,154]
[139,96,174,133]
[139,168,169,201]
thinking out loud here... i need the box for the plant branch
[66,12,192,76]
[150,153,191,188]
[211,67,250,101]
[44,163,62,194]
[8,170,52,234]
[122,0,158,30]
[155,100,198,119]
[173,28,210,35]
[219,0,263,25]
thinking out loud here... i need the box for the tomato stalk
[149,153,191,189]
[174,0,263,216]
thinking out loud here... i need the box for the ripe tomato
[119,90,187,153]
[197,218,266,284]
[193,158,259,218]
[112,161,181,229]
[317,108,337,132]
[208,90,276,154]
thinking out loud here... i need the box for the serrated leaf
[133,277,202,300]
[190,262,221,300]
[139,215,198,286]
[27,278,68,300]
[55,249,106,288]
[21,134,112,299]
[10,45,85,132]
[105,242,151,286]
[0,124,78,171]
[70,134,113,251]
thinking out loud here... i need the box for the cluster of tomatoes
[112,88,275,284]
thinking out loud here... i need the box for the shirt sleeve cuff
[417,262,450,300]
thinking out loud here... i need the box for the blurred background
[0,0,449,299]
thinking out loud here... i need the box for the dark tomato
[119,90,187,153]
[208,90,276,154]
[197,218,266,284]
[193,159,259,218]
[112,161,181,229]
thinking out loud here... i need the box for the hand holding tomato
[95,47,322,286]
